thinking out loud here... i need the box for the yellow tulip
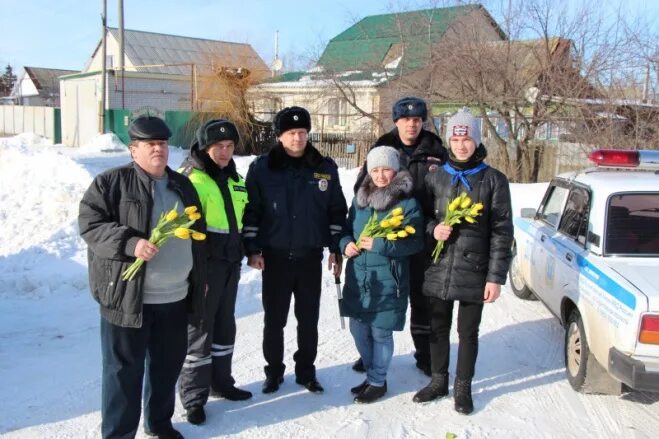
[191,232,206,241]
[184,206,198,215]
[165,209,178,221]
[174,228,191,239]
[464,215,476,223]
[397,230,408,238]
[448,198,460,212]
[188,212,202,221]
[390,218,402,227]
[460,196,472,209]
[393,215,404,222]
[471,202,484,214]
[392,207,404,216]
[405,225,416,234]
[386,232,398,241]
[380,219,391,228]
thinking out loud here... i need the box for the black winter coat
[422,163,513,302]
[353,128,447,200]
[243,142,348,256]
[78,163,207,328]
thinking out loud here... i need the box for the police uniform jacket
[243,142,347,257]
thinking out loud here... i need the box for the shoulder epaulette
[180,164,195,176]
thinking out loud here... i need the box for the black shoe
[296,377,324,393]
[145,425,184,439]
[415,360,432,377]
[185,406,206,425]
[454,378,474,415]
[212,385,253,401]
[353,382,387,404]
[350,380,368,395]
[262,376,284,394]
[413,373,449,403]
[352,357,366,373]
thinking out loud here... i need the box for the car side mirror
[520,208,536,218]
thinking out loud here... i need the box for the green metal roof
[318,5,478,72]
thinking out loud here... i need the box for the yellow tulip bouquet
[431,192,484,264]
[356,206,416,246]
[121,203,206,281]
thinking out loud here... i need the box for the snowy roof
[91,28,269,78]
[14,66,78,98]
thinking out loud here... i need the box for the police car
[509,149,659,393]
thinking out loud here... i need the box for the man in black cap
[351,96,447,376]
[178,119,252,426]
[79,115,207,439]
[243,106,347,394]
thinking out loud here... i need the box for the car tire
[565,310,590,391]
[509,247,536,300]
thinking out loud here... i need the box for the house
[60,28,269,146]
[9,67,77,106]
[247,4,505,136]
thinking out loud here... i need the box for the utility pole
[118,0,125,109]
[100,0,107,133]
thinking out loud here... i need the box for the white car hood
[606,258,659,311]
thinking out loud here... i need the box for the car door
[530,181,569,311]
[549,185,591,314]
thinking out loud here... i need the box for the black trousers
[428,297,484,380]
[179,261,241,409]
[101,299,187,439]
[261,252,322,382]
[409,251,431,364]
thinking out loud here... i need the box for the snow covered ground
[1,133,657,438]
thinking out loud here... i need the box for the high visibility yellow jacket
[179,154,247,262]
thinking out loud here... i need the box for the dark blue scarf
[442,162,489,191]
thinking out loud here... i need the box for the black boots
[296,377,325,393]
[413,373,449,403]
[350,380,368,395]
[262,376,284,394]
[353,381,387,403]
[453,378,474,415]
[211,385,253,401]
[185,406,206,425]
[352,357,366,372]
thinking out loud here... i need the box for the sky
[0,0,657,74]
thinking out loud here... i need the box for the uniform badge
[318,178,328,192]
[408,104,414,110]
[220,127,225,132]
[293,115,299,121]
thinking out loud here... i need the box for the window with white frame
[328,98,348,127]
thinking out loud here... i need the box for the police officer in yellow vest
[178,119,251,426]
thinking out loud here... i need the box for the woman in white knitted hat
[339,146,424,403]
[414,108,513,415]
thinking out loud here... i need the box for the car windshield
[605,193,659,255]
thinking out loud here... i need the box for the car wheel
[565,310,589,391]
[509,247,536,300]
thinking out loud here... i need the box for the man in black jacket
[243,106,347,395]
[79,115,206,439]
[352,96,447,376]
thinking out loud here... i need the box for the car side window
[558,187,590,245]
[538,185,568,229]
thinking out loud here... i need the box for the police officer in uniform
[243,106,347,394]
[352,97,447,376]
[178,119,252,425]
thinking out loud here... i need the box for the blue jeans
[349,318,393,387]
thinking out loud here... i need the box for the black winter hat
[392,96,428,122]
[273,106,311,136]
[196,119,240,150]
[128,116,172,140]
